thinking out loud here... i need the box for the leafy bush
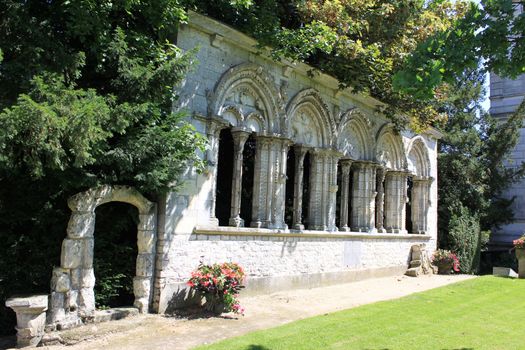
[447,204,488,274]
[187,262,246,314]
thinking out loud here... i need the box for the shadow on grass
[245,345,271,350]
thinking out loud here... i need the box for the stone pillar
[308,149,328,230]
[57,210,97,322]
[292,146,308,230]
[6,295,48,348]
[229,128,250,227]
[270,137,291,229]
[411,177,432,234]
[375,167,387,233]
[134,210,156,313]
[206,121,224,226]
[339,160,353,231]
[251,136,271,228]
[327,152,341,232]
[350,161,377,232]
[384,171,409,233]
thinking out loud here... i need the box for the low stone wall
[156,228,434,313]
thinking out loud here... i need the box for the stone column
[327,152,341,232]
[270,137,291,229]
[229,128,250,227]
[350,161,377,232]
[308,149,328,230]
[6,295,48,348]
[206,121,225,226]
[292,146,308,230]
[251,136,271,228]
[339,160,353,231]
[384,171,409,233]
[375,167,387,233]
[411,177,432,234]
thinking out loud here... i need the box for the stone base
[94,307,139,323]
[493,267,518,278]
[157,265,408,313]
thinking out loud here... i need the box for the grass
[196,276,525,350]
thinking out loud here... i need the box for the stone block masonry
[151,11,441,312]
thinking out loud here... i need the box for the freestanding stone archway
[48,185,157,329]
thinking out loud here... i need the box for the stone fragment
[137,230,156,254]
[51,268,71,293]
[61,239,83,269]
[493,267,518,278]
[80,268,95,288]
[78,288,95,317]
[406,244,433,277]
[136,254,154,277]
[70,268,81,289]
[5,295,48,348]
[82,238,94,269]
[67,212,95,238]
[133,277,151,298]
[139,214,156,231]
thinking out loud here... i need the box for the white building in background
[490,73,525,248]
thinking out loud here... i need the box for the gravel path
[36,274,475,350]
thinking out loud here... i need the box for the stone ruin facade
[7,11,441,344]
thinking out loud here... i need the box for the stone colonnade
[209,125,432,234]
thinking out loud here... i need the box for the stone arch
[49,185,157,329]
[286,89,335,148]
[336,108,373,160]
[207,62,284,134]
[407,136,431,177]
[375,123,406,171]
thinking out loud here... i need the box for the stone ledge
[193,225,432,241]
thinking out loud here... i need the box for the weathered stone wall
[490,73,525,246]
[152,12,440,312]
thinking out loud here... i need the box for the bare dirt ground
[10,274,475,350]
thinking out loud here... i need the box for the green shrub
[447,204,488,274]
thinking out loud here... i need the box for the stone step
[492,267,518,278]
[94,307,139,323]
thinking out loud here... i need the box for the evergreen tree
[436,70,525,272]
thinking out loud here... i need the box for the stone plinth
[5,295,48,348]
[516,248,525,278]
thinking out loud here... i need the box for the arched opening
[240,134,256,226]
[215,128,234,226]
[93,202,138,308]
[285,147,296,228]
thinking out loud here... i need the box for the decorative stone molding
[407,136,431,178]
[286,88,336,148]
[207,62,285,134]
[375,123,407,171]
[337,108,373,160]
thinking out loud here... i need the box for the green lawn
[196,276,525,350]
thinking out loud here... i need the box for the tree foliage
[436,69,525,272]
[0,0,208,334]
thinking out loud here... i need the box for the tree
[0,0,207,334]
[394,0,525,100]
[436,69,525,272]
